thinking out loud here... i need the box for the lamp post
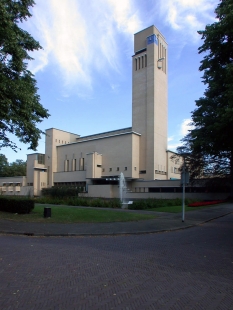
[181,154,189,222]
[182,157,186,222]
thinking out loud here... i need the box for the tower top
[134,25,167,53]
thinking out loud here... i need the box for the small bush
[0,197,34,214]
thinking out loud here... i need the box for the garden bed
[188,200,225,207]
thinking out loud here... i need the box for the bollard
[44,207,51,218]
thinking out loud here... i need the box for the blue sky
[3,0,219,163]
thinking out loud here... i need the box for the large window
[38,154,45,165]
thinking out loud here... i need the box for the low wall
[0,186,34,197]
[124,192,229,201]
[87,184,113,199]
[87,184,229,201]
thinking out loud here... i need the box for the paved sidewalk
[0,203,232,236]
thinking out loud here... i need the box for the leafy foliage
[0,196,34,214]
[0,154,26,176]
[176,0,233,183]
[0,153,8,176]
[0,0,49,151]
[36,195,122,209]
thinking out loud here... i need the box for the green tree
[0,154,26,176]
[176,0,233,188]
[8,159,26,176]
[0,0,49,151]
[0,153,9,176]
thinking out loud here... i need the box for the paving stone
[0,214,233,309]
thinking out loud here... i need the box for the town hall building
[1,26,182,198]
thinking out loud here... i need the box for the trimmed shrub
[0,197,34,214]
[128,198,196,210]
[41,186,80,198]
[35,196,121,208]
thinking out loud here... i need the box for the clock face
[147,34,158,45]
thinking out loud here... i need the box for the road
[0,214,233,309]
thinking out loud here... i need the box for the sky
[3,0,219,163]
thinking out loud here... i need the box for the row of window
[155,170,167,175]
[106,166,129,172]
[54,182,86,186]
[158,41,166,74]
[171,167,180,174]
[64,158,84,172]
[55,139,70,144]
[135,54,147,71]
[2,183,22,186]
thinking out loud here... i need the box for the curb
[0,211,232,237]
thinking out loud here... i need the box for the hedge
[41,186,81,198]
[0,197,34,214]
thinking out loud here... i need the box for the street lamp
[181,154,189,222]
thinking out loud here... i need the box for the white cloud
[24,0,141,94]
[167,142,181,151]
[168,136,181,151]
[106,0,141,34]
[158,0,218,42]
[180,118,194,136]
[168,118,195,151]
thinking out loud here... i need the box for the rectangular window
[124,167,127,171]
[117,167,119,171]
[47,166,49,185]
[109,168,112,172]
[135,58,137,71]
[145,54,147,67]
[134,167,137,171]
[38,154,45,165]
[165,48,167,74]
[79,158,84,170]
[64,160,69,172]
[72,159,76,171]
[141,56,144,68]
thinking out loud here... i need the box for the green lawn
[0,204,156,223]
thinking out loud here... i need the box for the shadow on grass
[0,205,156,223]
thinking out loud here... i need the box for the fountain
[119,172,128,208]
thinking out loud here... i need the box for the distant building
[1,26,182,197]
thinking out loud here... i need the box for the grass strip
[0,204,156,223]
